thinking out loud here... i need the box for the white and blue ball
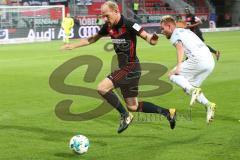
[69,135,89,154]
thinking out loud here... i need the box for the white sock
[170,75,194,94]
[196,93,209,106]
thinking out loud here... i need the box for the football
[69,135,89,154]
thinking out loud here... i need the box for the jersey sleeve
[125,20,143,36]
[170,30,181,46]
[98,23,109,36]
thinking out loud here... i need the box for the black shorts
[107,63,141,98]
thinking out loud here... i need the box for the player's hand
[168,70,175,77]
[150,33,159,45]
[174,66,181,75]
[168,66,181,76]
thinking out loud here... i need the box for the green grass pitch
[0,31,239,160]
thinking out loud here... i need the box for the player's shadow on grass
[54,152,106,159]
[0,124,166,158]
[0,124,74,141]
[0,124,164,140]
[54,152,77,158]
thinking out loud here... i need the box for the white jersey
[170,28,212,59]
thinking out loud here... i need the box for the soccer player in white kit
[160,15,216,123]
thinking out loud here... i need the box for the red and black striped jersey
[98,15,143,69]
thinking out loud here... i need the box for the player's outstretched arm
[60,34,102,51]
[139,30,159,45]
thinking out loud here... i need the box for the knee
[127,105,138,112]
[97,83,108,95]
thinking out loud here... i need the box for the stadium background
[0,0,240,160]
[0,0,240,42]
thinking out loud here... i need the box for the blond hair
[102,1,119,12]
[160,15,176,25]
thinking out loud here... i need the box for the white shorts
[176,57,215,87]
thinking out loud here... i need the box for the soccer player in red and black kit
[185,8,220,61]
[61,1,176,133]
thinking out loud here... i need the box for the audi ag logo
[0,30,8,39]
[78,26,100,38]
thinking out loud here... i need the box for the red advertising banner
[87,2,122,15]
